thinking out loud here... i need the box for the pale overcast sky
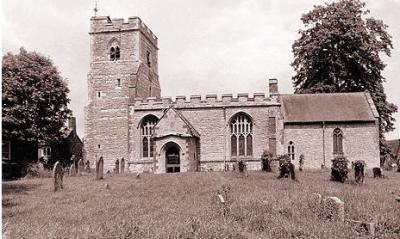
[2,0,400,140]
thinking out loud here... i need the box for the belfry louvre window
[333,128,343,154]
[288,141,295,160]
[141,115,158,158]
[110,46,120,61]
[230,113,253,157]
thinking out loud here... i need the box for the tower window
[146,51,151,67]
[117,79,121,87]
[110,47,116,61]
[98,144,101,149]
[97,91,101,98]
[116,47,120,60]
[288,141,295,160]
[230,113,253,157]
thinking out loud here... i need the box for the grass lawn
[2,170,400,238]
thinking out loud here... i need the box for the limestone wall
[283,122,380,169]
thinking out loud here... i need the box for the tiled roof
[281,92,377,123]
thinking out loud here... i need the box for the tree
[2,48,71,144]
[291,0,397,157]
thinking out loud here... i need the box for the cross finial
[93,0,98,16]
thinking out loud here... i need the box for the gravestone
[85,160,91,173]
[120,158,125,173]
[69,164,76,177]
[321,196,344,222]
[96,157,104,180]
[299,154,305,171]
[373,167,383,178]
[77,159,84,176]
[354,160,365,183]
[53,161,63,192]
[115,159,119,174]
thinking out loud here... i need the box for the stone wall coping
[90,16,158,46]
[131,93,279,108]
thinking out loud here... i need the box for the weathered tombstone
[261,150,273,172]
[96,157,104,180]
[331,157,349,183]
[346,219,375,236]
[372,167,383,178]
[354,160,365,183]
[299,154,305,171]
[85,160,91,173]
[321,196,344,222]
[115,159,120,174]
[120,158,125,173]
[237,160,246,173]
[53,161,63,191]
[77,159,84,176]
[69,164,76,177]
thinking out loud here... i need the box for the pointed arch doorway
[165,143,180,173]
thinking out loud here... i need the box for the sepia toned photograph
[2,0,400,238]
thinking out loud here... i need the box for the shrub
[23,163,52,179]
[277,155,296,180]
[331,157,349,183]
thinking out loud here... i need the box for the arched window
[110,47,116,61]
[288,141,295,160]
[141,115,158,158]
[333,128,343,154]
[230,113,253,157]
[115,46,120,60]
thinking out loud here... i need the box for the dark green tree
[291,0,397,157]
[2,48,71,144]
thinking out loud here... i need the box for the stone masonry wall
[128,94,283,172]
[283,122,380,169]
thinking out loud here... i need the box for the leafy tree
[2,48,71,144]
[291,0,397,156]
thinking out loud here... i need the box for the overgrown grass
[2,170,400,238]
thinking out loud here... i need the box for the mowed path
[2,170,400,238]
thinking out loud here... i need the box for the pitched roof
[153,106,200,138]
[281,92,378,123]
[387,139,400,158]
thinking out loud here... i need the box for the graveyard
[2,169,400,238]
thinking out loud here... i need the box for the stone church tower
[84,16,161,168]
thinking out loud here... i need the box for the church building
[84,16,380,173]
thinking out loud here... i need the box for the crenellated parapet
[90,16,158,47]
[131,93,280,110]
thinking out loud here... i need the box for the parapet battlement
[90,16,158,46]
[131,93,280,110]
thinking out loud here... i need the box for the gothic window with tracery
[230,113,253,157]
[333,128,343,154]
[141,115,158,158]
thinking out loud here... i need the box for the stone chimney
[269,78,279,96]
[68,117,77,132]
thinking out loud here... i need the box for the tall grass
[2,170,400,238]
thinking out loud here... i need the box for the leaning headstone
[77,159,84,176]
[53,161,63,192]
[96,157,104,180]
[321,196,344,222]
[120,158,125,173]
[69,164,76,177]
[115,159,120,174]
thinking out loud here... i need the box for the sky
[2,0,400,140]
